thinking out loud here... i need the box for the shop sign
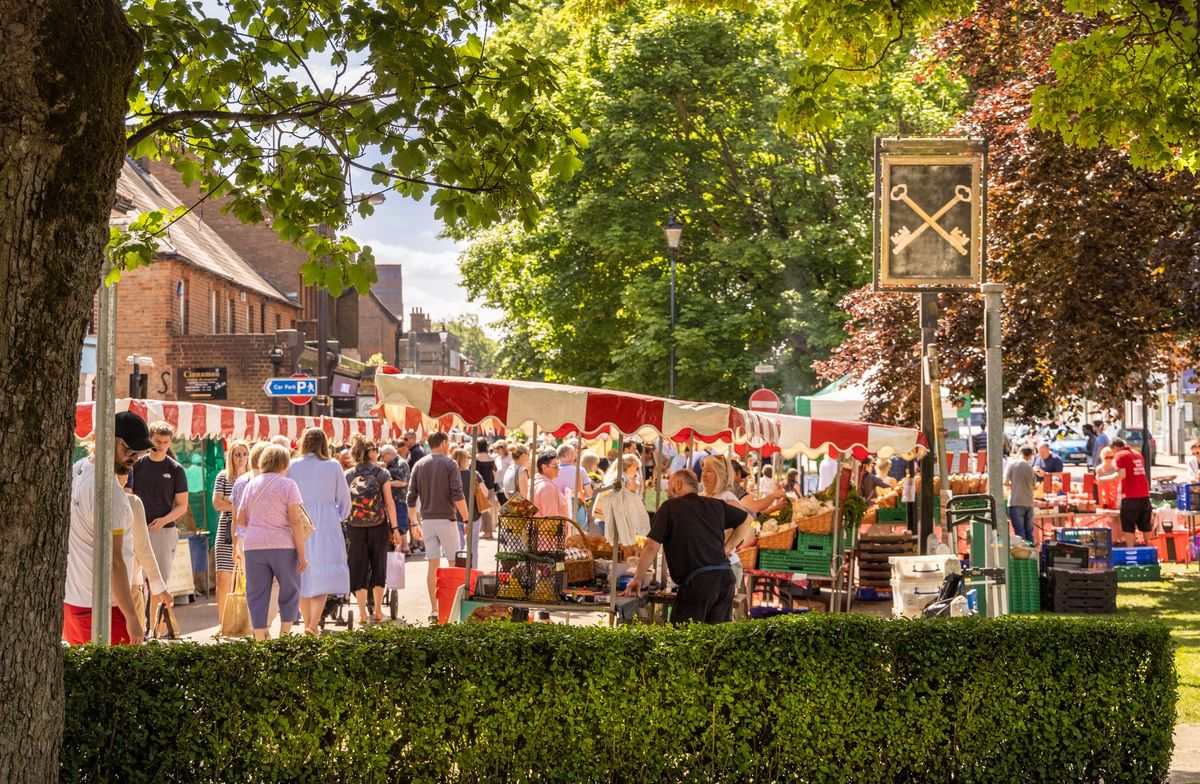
[874,138,986,291]
[182,367,227,400]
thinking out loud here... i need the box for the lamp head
[663,214,683,250]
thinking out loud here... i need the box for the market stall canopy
[75,399,385,444]
[795,375,960,423]
[767,412,924,460]
[75,399,256,440]
[374,371,779,444]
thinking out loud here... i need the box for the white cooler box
[888,555,961,619]
[890,579,946,618]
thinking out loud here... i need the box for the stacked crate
[1112,545,1161,582]
[856,531,915,600]
[1040,568,1117,613]
[1008,556,1040,614]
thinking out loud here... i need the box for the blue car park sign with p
[263,376,317,398]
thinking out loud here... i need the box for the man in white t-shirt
[817,452,840,491]
[63,411,154,645]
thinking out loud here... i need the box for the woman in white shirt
[698,455,784,592]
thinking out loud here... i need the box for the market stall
[735,412,924,614]
[375,370,779,624]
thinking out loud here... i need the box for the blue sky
[347,196,498,334]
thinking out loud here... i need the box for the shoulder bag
[249,476,314,539]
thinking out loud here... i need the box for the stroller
[319,520,400,629]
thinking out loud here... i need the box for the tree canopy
[816,0,1200,424]
[458,0,961,403]
[114,0,586,294]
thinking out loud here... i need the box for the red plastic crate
[1155,530,1193,564]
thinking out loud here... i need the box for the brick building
[85,158,475,412]
[98,162,302,411]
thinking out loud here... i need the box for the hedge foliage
[62,615,1176,783]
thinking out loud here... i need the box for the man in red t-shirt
[1111,438,1152,546]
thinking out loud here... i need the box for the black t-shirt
[648,493,746,583]
[475,458,497,491]
[407,445,426,468]
[129,455,189,527]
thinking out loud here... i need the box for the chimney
[409,307,430,334]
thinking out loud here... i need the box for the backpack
[348,466,386,527]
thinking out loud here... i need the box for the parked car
[1116,428,1157,465]
[1042,426,1090,465]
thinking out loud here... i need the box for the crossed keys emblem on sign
[890,183,972,256]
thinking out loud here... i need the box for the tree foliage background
[459,0,962,404]
[815,0,1200,425]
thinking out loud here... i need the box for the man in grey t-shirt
[406,431,469,623]
[1004,446,1037,543]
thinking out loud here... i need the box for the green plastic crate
[1115,564,1162,582]
[757,548,833,575]
[1008,556,1040,614]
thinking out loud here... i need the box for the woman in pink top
[234,444,308,640]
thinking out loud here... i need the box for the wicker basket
[795,508,834,535]
[559,518,598,585]
[737,546,758,571]
[756,524,797,550]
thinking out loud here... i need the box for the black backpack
[348,466,385,527]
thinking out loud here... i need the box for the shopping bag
[220,563,253,638]
[154,603,180,640]
[386,550,406,589]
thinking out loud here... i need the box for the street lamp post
[663,215,683,398]
[126,354,153,398]
[267,346,285,415]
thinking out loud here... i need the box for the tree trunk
[0,2,139,780]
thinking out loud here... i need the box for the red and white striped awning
[375,371,779,444]
[767,412,924,459]
[75,399,386,445]
[254,413,386,444]
[75,399,256,440]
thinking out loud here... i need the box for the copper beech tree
[816,0,1200,424]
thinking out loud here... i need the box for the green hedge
[62,615,1176,783]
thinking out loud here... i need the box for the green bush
[62,615,1175,783]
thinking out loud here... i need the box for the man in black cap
[63,411,155,645]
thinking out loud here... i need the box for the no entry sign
[749,388,780,414]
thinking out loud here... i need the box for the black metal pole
[669,248,676,399]
[918,293,939,555]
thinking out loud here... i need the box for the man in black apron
[622,469,754,623]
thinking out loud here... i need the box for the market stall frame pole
[982,282,1009,616]
[463,426,481,610]
[91,267,117,644]
[830,459,848,612]
[918,293,939,555]
[608,428,623,627]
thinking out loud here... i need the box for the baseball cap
[114,411,154,452]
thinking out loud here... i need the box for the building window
[211,290,218,334]
[227,298,235,334]
[178,280,188,335]
[275,313,281,330]
[247,305,253,334]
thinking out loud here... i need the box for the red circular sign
[748,388,780,413]
[287,373,316,407]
